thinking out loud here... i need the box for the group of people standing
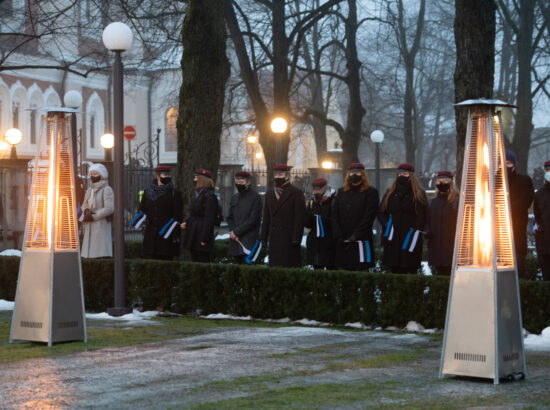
[78,150,549,280]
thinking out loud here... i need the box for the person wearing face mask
[332,163,379,271]
[505,149,534,279]
[226,171,262,263]
[378,163,427,274]
[180,169,218,262]
[139,165,183,260]
[426,171,459,275]
[304,177,336,269]
[259,164,305,267]
[533,160,550,281]
[81,163,114,258]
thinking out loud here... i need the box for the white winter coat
[81,180,114,258]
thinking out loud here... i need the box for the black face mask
[349,174,362,184]
[397,175,410,186]
[160,177,171,185]
[274,177,288,187]
[437,183,450,193]
[90,175,101,183]
[235,184,247,192]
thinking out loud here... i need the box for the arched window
[30,110,36,144]
[165,107,178,152]
[90,114,96,148]
[12,103,19,128]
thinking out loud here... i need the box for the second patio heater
[10,108,87,346]
[439,99,525,384]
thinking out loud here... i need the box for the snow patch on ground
[405,321,425,332]
[216,233,230,240]
[204,313,252,321]
[0,249,21,257]
[0,299,15,311]
[293,318,329,327]
[524,327,550,351]
[345,322,366,329]
[86,309,160,322]
[421,261,432,276]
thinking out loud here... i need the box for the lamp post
[270,116,287,164]
[5,128,23,159]
[63,91,82,174]
[103,22,133,317]
[101,133,114,162]
[370,130,384,193]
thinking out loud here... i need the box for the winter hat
[235,170,251,179]
[155,165,171,173]
[195,168,213,178]
[505,149,517,166]
[348,163,365,171]
[398,163,415,172]
[544,160,550,170]
[89,163,108,179]
[436,170,453,179]
[274,164,292,172]
[312,178,327,188]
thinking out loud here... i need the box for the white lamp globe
[64,90,83,109]
[5,128,23,145]
[370,130,384,144]
[100,133,115,149]
[270,117,288,134]
[102,22,133,51]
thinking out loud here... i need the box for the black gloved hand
[83,213,94,222]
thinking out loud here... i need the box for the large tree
[454,0,496,186]
[175,0,230,213]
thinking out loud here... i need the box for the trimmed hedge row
[1,256,549,333]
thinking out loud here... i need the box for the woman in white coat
[81,163,114,258]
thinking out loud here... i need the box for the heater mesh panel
[24,115,77,251]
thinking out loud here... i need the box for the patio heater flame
[440,100,525,384]
[10,108,86,346]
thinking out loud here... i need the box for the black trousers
[190,250,211,263]
[540,254,550,281]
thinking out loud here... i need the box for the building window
[30,110,36,144]
[165,107,178,152]
[13,103,19,128]
[90,114,95,148]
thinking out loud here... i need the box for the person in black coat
[506,149,534,279]
[426,170,459,275]
[332,163,379,271]
[259,164,305,268]
[227,170,262,263]
[181,168,218,263]
[379,163,428,274]
[534,160,550,281]
[304,177,336,269]
[139,165,183,260]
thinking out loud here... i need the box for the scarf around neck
[146,180,173,201]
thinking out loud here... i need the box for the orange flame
[46,131,56,247]
[474,142,492,266]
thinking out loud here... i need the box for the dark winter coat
[332,186,379,270]
[427,194,459,269]
[378,184,427,272]
[182,188,218,253]
[139,182,183,259]
[259,183,305,267]
[227,188,263,256]
[534,182,550,256]
[508,170,534,259]
[304,188,336,267]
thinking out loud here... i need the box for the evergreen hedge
[1,255,549,333]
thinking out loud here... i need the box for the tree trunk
[176,0,230,215]
[403,63,415,166]
[454,0,496,187]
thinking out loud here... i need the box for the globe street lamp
[103,22,133,317]
[101,132,114,162]
[64,90,83,174]
[270,116,287,164]
[370,130,384,193]
[321,160,333,169]
[5,128,23,159]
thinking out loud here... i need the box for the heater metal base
[440,268,525,384]
[10,250,87,346]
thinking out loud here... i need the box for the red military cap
[155,164,171,173]
[312,177,327,187]
[544,160,550,170]
[274,164,292,172]
[398,163,415,172]
[235,170,251,179]
[437,170,453,178]
[195,168,213,178]
[348,163,365,171]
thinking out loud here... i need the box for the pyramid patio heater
[10,108,86,346]
[439,99,525,384]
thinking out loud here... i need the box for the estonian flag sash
[158,218,179,239]
[245,240,262,264]
[129,211,147,229]
[315,214,325,238]
[402,228,420,252]
[357,240,372,263]
[383,215,394,241]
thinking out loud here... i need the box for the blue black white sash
[315,214,325,238]
[129,211,147,229]
[401,228,421,252]
[357,240,372,263]
[158,218,179,239]
[245,240,262,264]
[383,215,394,241]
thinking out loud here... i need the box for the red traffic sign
[124,126,136,140]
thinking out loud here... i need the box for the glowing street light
[321,160,333,169]
[101,133,115,149]
[270,116,288,164]
[5,128,23,159]
[370,130,385,193]
[247,134,257,144]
